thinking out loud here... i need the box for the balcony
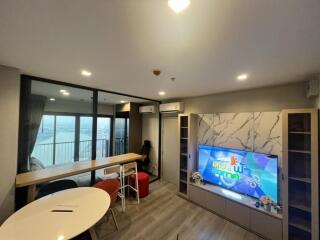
[32,138,127,167]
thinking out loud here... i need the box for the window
[55,116,76,165]
[32,115,93,166]
[96,117,112,159]
[79,116,93,161]
[114,118,128,155]
[31,115,54,167]
[19,77,160,180]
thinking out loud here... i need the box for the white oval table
[0,187,110,240]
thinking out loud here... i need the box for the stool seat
[94,179,120,204]
[130,172,149,198]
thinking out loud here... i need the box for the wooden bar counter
[16,153,143,202]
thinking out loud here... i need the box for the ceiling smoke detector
[153,70,161,76]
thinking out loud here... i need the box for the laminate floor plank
[94,181,265,240]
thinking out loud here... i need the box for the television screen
[198,145,278,202]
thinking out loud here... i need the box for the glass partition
[25,80,94,169]
[18,77,160,181]
[98,91,160,179]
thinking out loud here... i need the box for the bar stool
[130,172,149,198]
[101,165,125,212]
[93,179,120,230]
[121,162,140,209]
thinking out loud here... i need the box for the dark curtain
[16,92,46,210]
[27,94,46,170]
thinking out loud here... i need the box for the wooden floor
[93,181,264,240]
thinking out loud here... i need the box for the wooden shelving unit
[178,114,198,198]
[283,109,318,240]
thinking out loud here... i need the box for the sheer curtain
[27,94,46,170]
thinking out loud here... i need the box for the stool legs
[135,165,140,204]
[110,208,119,231]
[89,227,98,240]
[119,167,126,212]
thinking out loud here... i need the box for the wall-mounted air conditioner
[139,105,156,114]
[306,75,319,98]
[159,102,184,113]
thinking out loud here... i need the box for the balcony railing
[32,138,127,167]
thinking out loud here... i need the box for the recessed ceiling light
[237,73,249,81]
[62,92,70,96]
[60,89,67,93]
[81,70,92,77]
[49,98,55,101]
[158,91,166,96]
[120,100,126,103]
[168,0,190,14]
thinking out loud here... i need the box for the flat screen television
[198,145,278,203]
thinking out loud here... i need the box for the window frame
[19,75,162,183]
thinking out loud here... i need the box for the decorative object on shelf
[191,172,203,186]
[259,196,275,212]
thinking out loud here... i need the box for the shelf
[180,179,187,184]
[289,132,311,134]
[180,137,188,140]
[288,150,311,154]
[288,177,311,184]
[289,203,311,213]
[287,111,315,240]
[178,192,188,198]
[180,169,187,173]
[289,223,311,234]
[180,126,188,129]
[181,153,188,156]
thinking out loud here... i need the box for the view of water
[31,115,125,166]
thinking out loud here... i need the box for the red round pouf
[130,172,150,198]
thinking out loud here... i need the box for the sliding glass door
[96,117,112,159]
[79,116,93,161]
[55,116,76,165]
[32,114,94,166]
[114,117,128,155]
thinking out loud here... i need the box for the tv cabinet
[178,114,198,198]
[189,183,283,240]
[282,109,318,240]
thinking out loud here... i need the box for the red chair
[94,179,120,230]
[130,172,149,198]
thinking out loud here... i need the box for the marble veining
[198,113,254,151]
[197,111,282,166]
[253,112,282,165]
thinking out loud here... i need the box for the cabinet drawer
[250,210,282,240]
[225,200,250,228]
[189,184,208,208]
[189,185,226,215]
[206,192,226,216]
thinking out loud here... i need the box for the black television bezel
[197,144,279,203]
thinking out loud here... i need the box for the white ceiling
[1,0,320,100]
[98,91,150,104]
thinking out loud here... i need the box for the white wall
[182,82,315,114]
[0,65,20,223]
[45,100,115,115]
[161,82,316,189]
[141,113,159,176]
[98,103,114,115]
[45,99,93,114]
